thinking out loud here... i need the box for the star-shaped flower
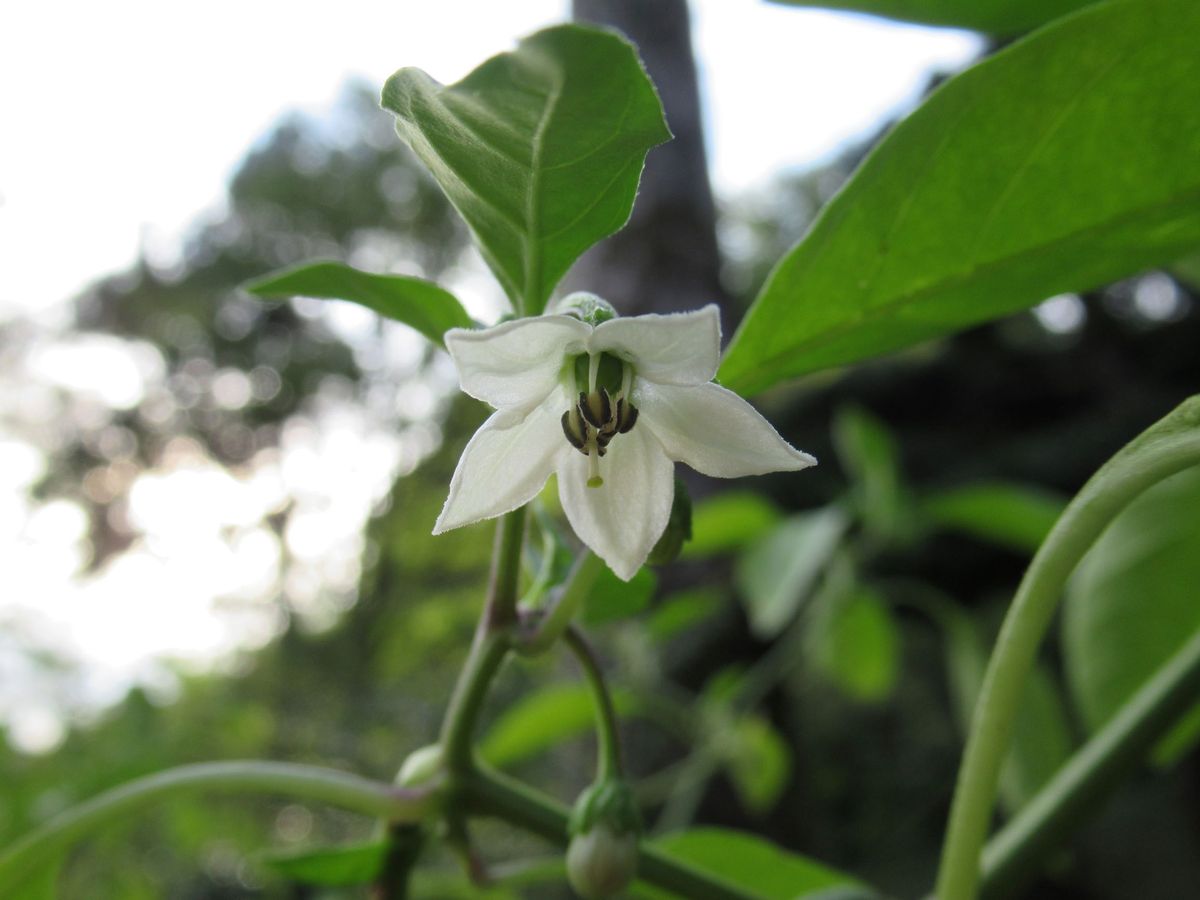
[434,296,816,580]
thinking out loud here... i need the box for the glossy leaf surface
[721,0,1200,395]
[382,25,670,314]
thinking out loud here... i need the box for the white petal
[557,426,674,581]
[433,389,568,534]
[446,315,590,408]
[589,305,721,386]
[636,380,817,478]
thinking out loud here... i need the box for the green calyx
[556,291,617,326]
[648,476,693,566]
[568,778,642,838]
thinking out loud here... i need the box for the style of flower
[433,296,816,580]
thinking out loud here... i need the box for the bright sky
[0,1,979,752]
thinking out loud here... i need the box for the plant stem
[464,765,764,900]
[934,403,1200,900]
[978,625,1200,898]
[440,509,527,771]
[564,624,623,779]
[518,550,604,655]
[0,761,429,892]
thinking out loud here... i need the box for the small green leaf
[646,588,724,642]
[735,507,849,639]
[833,406,909,545]
[582,565,657,626]
[808,585,900,703]
[721,0,1200,394]
[724,715,792,814]
[922,481,1067,554]
[770,0,1097,35]
[1064,467,1200,763]
[245,260,472,347]
[382,24,671,314]
[637,828,863,899]
[259,840,387,887]
[682,491,783,559]
[480,683,638,769]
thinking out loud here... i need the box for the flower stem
[564,624,623,780]
[464,765,763,900]
[440,510,527,772]
[935,398,1200,900]
[978,624,1200,898]
[518,550,604,655]
[0,761,429,892]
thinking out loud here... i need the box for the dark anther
[561,408,589,453]
[578,389,613,430]
[615,399,639,434]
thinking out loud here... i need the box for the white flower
[433,297,816,580]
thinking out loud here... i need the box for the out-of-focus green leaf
[1064,467,1200,764]
[244,260,471,347]
[259,840,386,886]
[736,507,849,639]
[724,715,792,814]
[1172,254,1200,292]
[382,24,670,314]
[720,0,1200,395]
[922,481,1067,554]
[683,491,783,559]
[770,0,1096,35]
[646,588,724,642]
[582,565,657,625]
[11,860,61,900]
[925,598,1074,812]
[480,683,638,769]
[833,406,909,544]
[808,585,899,702]
[637,828,862,899]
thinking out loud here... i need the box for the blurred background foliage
[3,3,1200,898]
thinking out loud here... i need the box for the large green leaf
[382,25,670,315]
[720,0,1200,395]
[1063,467,1200,763]
[637,828,865,899]
[245,260,472,347]
[770,0,1097,35]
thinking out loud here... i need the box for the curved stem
[978,625,1200,898]
[518,550,604,655]
[564,624,623,779]
[935,402,1200,900]
[440,510,527,771]
[0,761,429,892]
[464,765,763,900]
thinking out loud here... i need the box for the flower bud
[566,779,641,898]
[395,743,443,788]
[556,291,617,325]
[567,823,639,898]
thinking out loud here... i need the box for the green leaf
[637,828,863,899]
[259,840,387,887]
[832,406,909,545]
[682,491,783,559]
[922,481,1067,554]
[646,588,724,642]
[382,24,671,315]
[1064,467,1200,763]
[244,260,472,347]
[480,683,637,769]
[807,585,900,703]
[1172,253,1200,292]
[735,506,849,639]
[924,598,1074,812]
[582,565,657,625]
[724,715,792,814]
[770,0,1098,35]
[720,0,1200,395]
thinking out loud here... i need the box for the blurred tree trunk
[569,0,728,317]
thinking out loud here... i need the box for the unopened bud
[566,779,640,898]
[395,743,443,789]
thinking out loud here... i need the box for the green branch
[564,624,623,780]
[0,761,429,892]
[935,397,1200,900]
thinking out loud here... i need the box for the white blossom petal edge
[434,296,816,581]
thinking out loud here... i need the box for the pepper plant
[4,2,1200,897]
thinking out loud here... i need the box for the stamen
[620,362,633,401]
[578,389,612,429]
[561,408,589,454]
[615,398,639,434]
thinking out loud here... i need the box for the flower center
[560,352,639,488]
